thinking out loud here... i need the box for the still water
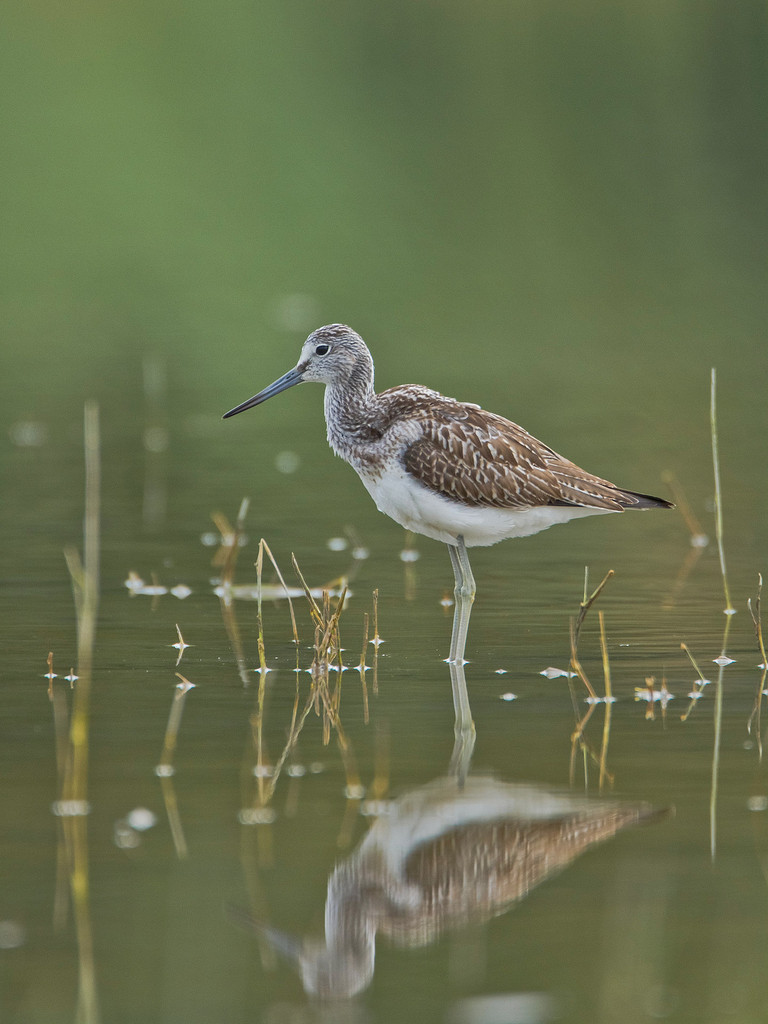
[3,2,768,1022]
[4,366,767,1023]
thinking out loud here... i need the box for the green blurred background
[3,4,768,1022]
[3,1,766,410]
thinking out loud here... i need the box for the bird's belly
[359,466,615,547]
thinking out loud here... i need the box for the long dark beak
[225,904,303,962]
[222,365,304,419]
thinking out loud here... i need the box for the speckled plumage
[224,323,672,549]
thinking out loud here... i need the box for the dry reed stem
[659,471,708,610]
[213,502,252,683]
[660,470,707,541]
[156,676,195,859]
[710,369,734,618]
[372,588,380,695]
[747,574,767,761]
[567,568,615,788]
[358,612,370,724]
[708,367,733,861]
[597,610,614,792]
[61,401,101,1024]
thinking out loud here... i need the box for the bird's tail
[617,490,675,510]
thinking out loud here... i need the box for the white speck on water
[127,807,157,831]
[399,549,420,562]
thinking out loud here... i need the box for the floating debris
[124,572,168,597]
[113,821,142,850]
[213,581,347,602]
[286,764,307,778]
[51,800,91,817]
[747,795,768,812]
[634,687,674,705]
[585,695,617,705]
[238,807,277,825]
[327,536,348,551]
[360,799,392,817]
[344,783,366,800]
[399,548,420,563]
[713,655,735,666]
[499,692,517,702]
[175,675,195,694]
[127,807,157,831]
[171,624,192,666]
[170,584,192,600]
[540,667,576,680]
[495,668,508,675]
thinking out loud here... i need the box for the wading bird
[224,324,672,663]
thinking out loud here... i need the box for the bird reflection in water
[233,770,663,999]
[228,551,664,1001]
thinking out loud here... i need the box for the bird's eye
[315,343,330,356]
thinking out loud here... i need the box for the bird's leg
[448,658,476,784]
[456,535,476,601]
[446,537,476,775]
[447,543,463,665]
[447,535,475,665]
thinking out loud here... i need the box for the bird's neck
[324,368,377,457]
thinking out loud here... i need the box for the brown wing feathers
[400,399,655,511]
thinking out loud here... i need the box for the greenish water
[2,3,768,1022]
